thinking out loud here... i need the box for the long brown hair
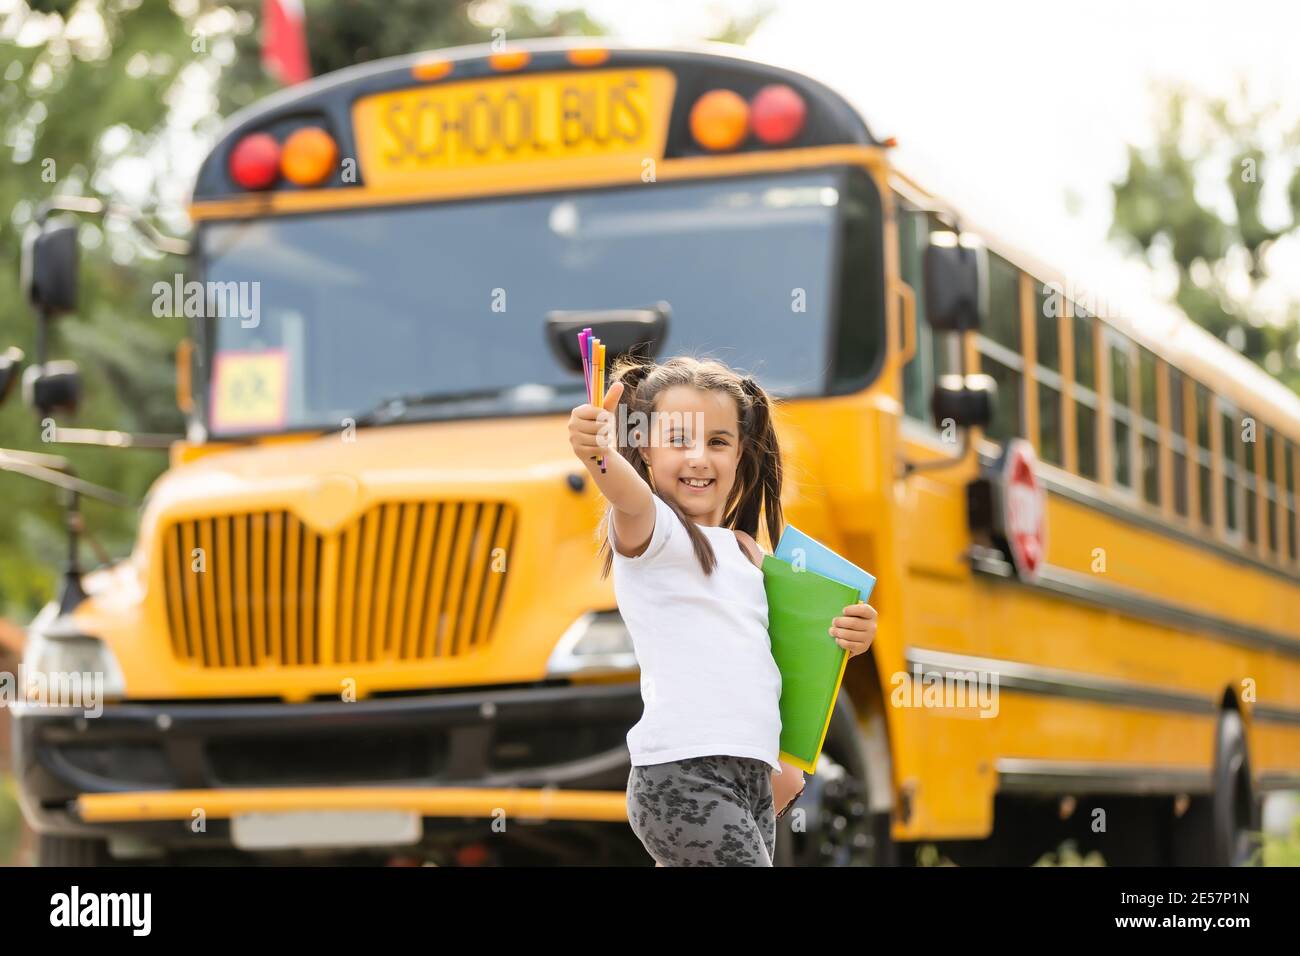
[597,355,784,580]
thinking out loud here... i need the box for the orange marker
[596,342,607,473]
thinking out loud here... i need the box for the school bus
[11,38,1299,866]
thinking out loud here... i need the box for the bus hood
[147,415,585,520]
[98,414,616,693]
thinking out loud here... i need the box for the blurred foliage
[1031,839,1105,867]
[1257,815,1300,866]
[915,839,1109,866]
[216,0,605,117]
[914,843,955,866]
[0,773,23,865]
[919,828,1300,867]
[702,2,773,45]
[1111,82,1300,394]
[0,0,196,622]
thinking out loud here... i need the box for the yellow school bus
[13,38,1299,866]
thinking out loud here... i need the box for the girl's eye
[665,434,727,447]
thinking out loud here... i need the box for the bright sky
[538,0,1300,338]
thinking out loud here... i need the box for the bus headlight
[21,623,127,706]
[546,610,639,677]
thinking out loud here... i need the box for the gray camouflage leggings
[625,755,776,866]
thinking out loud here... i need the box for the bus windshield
[199,168,875,435]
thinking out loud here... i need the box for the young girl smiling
[567,355,877,866]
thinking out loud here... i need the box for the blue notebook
[773,524,877,604]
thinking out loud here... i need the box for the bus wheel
[774,694,891,867]
[1211,709,1260,866]
[37,834,115,867]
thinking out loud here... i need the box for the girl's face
[641,385,743,526]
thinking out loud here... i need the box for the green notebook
[762,554,861,774]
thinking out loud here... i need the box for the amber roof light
[689,89,749,151]
[281,127,338,186]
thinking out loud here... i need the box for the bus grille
[160,502,516,668]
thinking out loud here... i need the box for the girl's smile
[679,476,716,491]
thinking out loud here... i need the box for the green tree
[702,2,773,44]
[1111,82,1300,394]
[0,0,197,620]
[216,0,604,116]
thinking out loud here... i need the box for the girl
[566,355,878,867]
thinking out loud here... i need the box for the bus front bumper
[11,680,641,846]
[74,785,629,824]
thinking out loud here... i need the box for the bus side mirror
[22,360,82,417]
[923,234,986,333]
[932,373,996,430]
[0,348,23,405]
[544,302,671,376]
[21,217,80,317]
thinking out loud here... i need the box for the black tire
[774,692,894,867]
[1211,709,1260,866]
[37,834,115,867]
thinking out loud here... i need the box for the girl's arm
[773,760,806,818]
[567,382,655,556]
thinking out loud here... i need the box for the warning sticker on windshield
[210,349,288,433]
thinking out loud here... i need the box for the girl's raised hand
[830,602,877,657]
[567,380,624,465]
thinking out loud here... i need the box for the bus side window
[1107,329,1135,491]
[1168,366,1189,518]
[1221,403,1241,537]
[1195,382,1213,528]
[1138,346,1159,506]
[1264,426,1279,557]
[1243,412,1259,547]
[833,168,887,392]
[977,253,1024,444]
[1033,278,1062,466]
[1069,303,1099,481]
[1286,439,1297,564]
[897,198,951,426]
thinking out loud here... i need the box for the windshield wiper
[331,383,584,432]
[332,387,506,431]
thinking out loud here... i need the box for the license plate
[230,809,422,850]
[353,68,675,189]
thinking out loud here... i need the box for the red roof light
[750,84,806,145]
[229,133,280,190]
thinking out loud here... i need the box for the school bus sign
[353,68,675,190]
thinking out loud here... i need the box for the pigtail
[728,375,785,552]
[605,354,654,465]
[610,354,654,398]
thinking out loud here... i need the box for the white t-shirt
[608,493,784,774]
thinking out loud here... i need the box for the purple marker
[578,329,592,400]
